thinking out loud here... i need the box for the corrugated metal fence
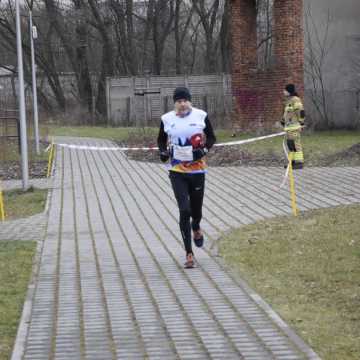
[106,74,233,128]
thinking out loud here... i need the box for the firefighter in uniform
[281,84,305,169]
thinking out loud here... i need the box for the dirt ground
[0,161,48,180]
[321,143,360,166]
[0,140,49,180]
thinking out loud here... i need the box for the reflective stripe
[293,102,303,111]
[284,124,302,131]
[283,96,304,129]
[293,152,304,161]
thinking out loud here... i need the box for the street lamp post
[29,10,40,155]
[15,0,29,191]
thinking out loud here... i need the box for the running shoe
[193,229,204,248]
[184,253,195,269]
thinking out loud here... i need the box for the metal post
[29,10,40,155]
[15,0,29,191]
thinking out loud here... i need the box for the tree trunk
[175,0,181,74]
[87,0,114,116]
[193,0,220,74]
[219,0,230,73]
[151,0,174,75]
[126,0,137,74]
[73,0,93,111]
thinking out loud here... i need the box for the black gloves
[193,147,208,161]
[159,150,170,162]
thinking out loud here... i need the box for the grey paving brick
[16,136,360,359]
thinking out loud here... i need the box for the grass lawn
[219,204,360,360]
[0,241,36,360]
[237,130,360,166]
[216,130,360,166]
[2,188,47,220]
[0,140,48,163]
[47,125,149,142]
[47,125,360,166]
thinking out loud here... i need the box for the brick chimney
[230,0,304,131]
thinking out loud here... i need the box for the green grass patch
[48,125,234,143]
[0,141,48,163]
[219,205,360,360]
[222,130,360,164]
[217,130,360,166]
[47,125,157,142]
[3,188,47,220]
[0,241,36,359]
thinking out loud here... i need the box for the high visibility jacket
[282,96,305,132]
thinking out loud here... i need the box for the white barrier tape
[54,143,158,151]
[280,138,290,189]
[214,131,285,147]
[280,163,290,189]
[53,131,286,152]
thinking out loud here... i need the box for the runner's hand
[192,148,208,161]
[159,150,170,162]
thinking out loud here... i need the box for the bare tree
[110,0,137,75]
[218,0,230,73]
[349,36,360,89]
[174,0,194,74]
[0,1,65,111]
[348,35,360,125]
[151,0,175,75]
[40,22,67,111]
[87,0,115,116]
[304,5,334,128]
[256,0,273,69]
[72,0,93,112]
[193,0,221,73]
[187,19,201,73]
[0,0,232,120]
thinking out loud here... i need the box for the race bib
[173,145,193,161]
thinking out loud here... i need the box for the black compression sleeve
[157,121,168,152]
[204,116,216,150]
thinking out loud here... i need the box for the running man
[157,87,216,268]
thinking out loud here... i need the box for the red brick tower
[230,0,304,130]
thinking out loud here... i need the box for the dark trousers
[169,171,205,255]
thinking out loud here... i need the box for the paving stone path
[13,137,360,359]
[0,179,51,241]
[1,178,51,191]
[0,213,46,242]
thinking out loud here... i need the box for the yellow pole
[47,138,55,178]
[0,182,5,221]
[46,144,53,178]
[288,153,298,216]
